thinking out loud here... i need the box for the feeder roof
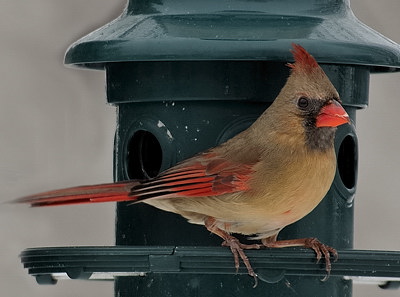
[65,0,400,72]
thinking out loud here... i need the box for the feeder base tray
[20,246,400,289]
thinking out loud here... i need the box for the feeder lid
[65,0,400,72]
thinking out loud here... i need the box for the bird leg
[262,235,338,281]
[204,217,261,286]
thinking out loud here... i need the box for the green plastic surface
[65,0,400,72]
[20,246,400,287]
[106,62,369,108]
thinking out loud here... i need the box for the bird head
[286,44,349,128]
[261,44,350,151]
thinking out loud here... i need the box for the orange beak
[316,100,350,128]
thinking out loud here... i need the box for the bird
[16,44,349,286]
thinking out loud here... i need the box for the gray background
[1,1,399,296]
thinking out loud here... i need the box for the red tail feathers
[16,181,137,207]
[16,152,255,207]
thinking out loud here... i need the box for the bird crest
[287,43,320,73]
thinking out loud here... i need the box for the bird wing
[131,152,256,201]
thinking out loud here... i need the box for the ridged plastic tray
[20,246,400,289]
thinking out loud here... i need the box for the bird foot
[204,217,261,287]
[221,236,261,287]
[303,238,338,281]
[262,236,338,281]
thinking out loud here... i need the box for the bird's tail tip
[14,181,136,207]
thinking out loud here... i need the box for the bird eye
[297,97,309,109]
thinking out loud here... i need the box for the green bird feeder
[20,0,400,296]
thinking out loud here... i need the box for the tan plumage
[16,44,349,285]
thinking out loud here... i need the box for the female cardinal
[17,44,349,284]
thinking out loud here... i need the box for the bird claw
[262,236,337,281]
[304,238,338,281]
[203,218,260,286]
[221,237,261,287]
